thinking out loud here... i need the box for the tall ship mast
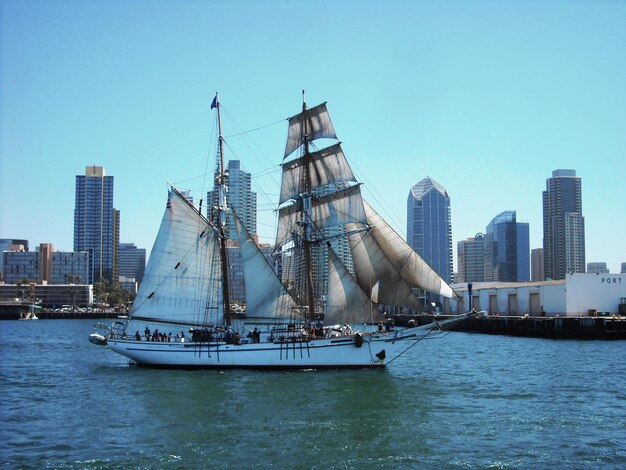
[212,93,232,325]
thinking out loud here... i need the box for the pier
[394,313,626,340]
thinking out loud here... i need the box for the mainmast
[300,90,316,320]
[213,93,232,325]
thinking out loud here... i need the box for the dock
[394,313,626,340]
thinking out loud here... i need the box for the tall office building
[516,222,530,281]
[118,243,146,284]
[542,169,585,280]
[208,160,257,239]
[407,177,453,285]
[457,234,485,283]
[74,166,119,284]
[531,248,544,282]
[484,211,530,282]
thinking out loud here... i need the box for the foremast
[212,93,232,326]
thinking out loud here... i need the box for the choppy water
[1,320,625,469]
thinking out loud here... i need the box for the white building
[448,273,625,317]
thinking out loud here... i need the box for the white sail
[279,143,357,205]
[233,211,301,321]
[325,248,382,325]
[277,185,366,245]
[349,224,423,308]
[350,201,455,301]
[130,187,223,326]
[284,102,337,158]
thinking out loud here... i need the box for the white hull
[107,326,439,369]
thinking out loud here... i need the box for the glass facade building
[73,166,118,284]
[542,169,585,280]
[484,211,530,282]
[407,177,453,285]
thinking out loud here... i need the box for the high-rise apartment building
[542,169,585,280]
[118,243,146,284]
[484,211,530,282]
[208,160,257,239]
[74,165,119,284]
[407,177,453,285]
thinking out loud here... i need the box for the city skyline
[2,1,625,273]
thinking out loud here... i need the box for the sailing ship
[90,93,473,369]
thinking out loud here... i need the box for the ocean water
[1,320,625,469]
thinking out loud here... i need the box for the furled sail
[349,201,455,304]
[325,248,382,325]
[233,211,301,321]
[284,102,337,158]
[279,143,357,205]
[130,187,223,326]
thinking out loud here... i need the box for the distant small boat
[18,305,40,320]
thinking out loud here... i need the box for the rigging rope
[385,323,442,366]
[223,117,285,138]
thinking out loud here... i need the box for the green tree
[93,277,133,307]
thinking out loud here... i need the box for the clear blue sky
[2,0,625,273]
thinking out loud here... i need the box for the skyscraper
[208,160,257,239]
[542,169,585,280]
[457,234,485,283]
[484,211,530,282]
[531,248,544,282]
[74,165,118,284]
[407,177,453,285]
